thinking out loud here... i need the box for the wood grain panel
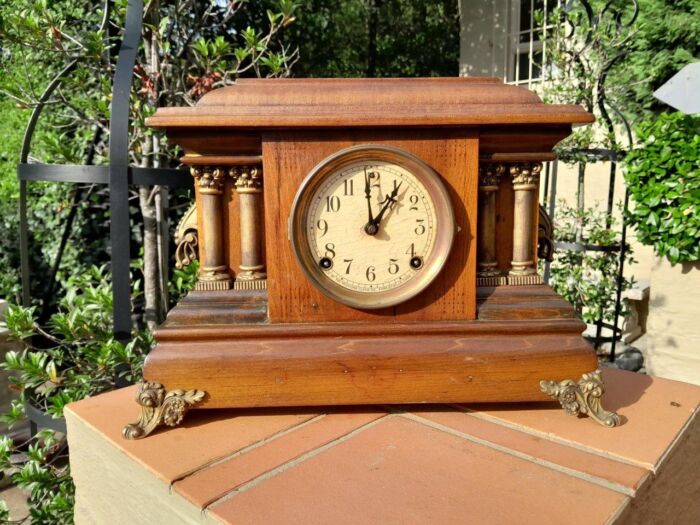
[262,129,477,323]
[222,180,239,279]
[495,177,515,272]
[144,329,597,408]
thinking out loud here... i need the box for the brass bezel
[289,144,456,309]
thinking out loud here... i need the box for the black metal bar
[553,241,622,253]
[18,164,191,187]
[543,160,558,284]
[24,399,67,434]
[610,188,630,362]
[19,180,30,307]
[109,0,144,342]
[18,61,78,307]
[606,160,617,228]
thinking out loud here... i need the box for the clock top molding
[148,78,593,164]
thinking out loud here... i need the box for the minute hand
[372,182,402,227]
[363,168,375,224]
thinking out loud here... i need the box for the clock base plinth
[128,285,618,436]
[142,322,599,409]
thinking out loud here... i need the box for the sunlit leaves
[625,113,700,265]
[545,202,635,325]
[1,265,152,419]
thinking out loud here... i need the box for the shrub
[546,202,635,326]
[0,266,152,524]
[624,112,700,264]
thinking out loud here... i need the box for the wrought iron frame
[541,0,639,362]
[16,0,191,342]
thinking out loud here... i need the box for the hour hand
[363,168,374,224]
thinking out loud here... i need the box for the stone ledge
[66,369,700,524]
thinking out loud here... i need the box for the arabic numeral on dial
[409,194,419,211]
[343,178,354,196]
[365,266,376,282]
[343,259,353,274]
[388,259,399,274]
[415,219,426,235]
[405,243,416,257]
[326,195,341,212]
[325,243,336,258]
[316,219,328,237]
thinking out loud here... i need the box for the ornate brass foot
[123,382,206,440]
[540,370,621,428]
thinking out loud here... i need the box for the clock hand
[363,168,380,235]
[370,181,402,231]
[363,168,375,224]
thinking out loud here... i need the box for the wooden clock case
[123,78,620,439]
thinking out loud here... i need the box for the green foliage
[0,430,73,524]
[541,1,639,155]
[542,0,699,148]
[609,0,700,120]
[546,203,635,325]
[286,0,459,77]
[0,99,28,300]
[624,113,700,264]
[2,266,152,421]
[0,0,299,317]
[0,265,156,524]
[169,260,199,307]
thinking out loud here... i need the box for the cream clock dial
[290,145,455,309]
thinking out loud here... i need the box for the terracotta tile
[461,368,700,471]
[411,408,649,494]
[209,416,628,525]
[175,409,387,508]
[66,386,320,483]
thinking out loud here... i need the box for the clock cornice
[146,77,593,129]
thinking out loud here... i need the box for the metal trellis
[16,0,191,342]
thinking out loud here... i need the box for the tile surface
[209,416,628,525]
[174,410,387,508]
[66,387,320,483]
[65,369,700,524]
[462,368,700,470]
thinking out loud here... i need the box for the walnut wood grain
[141,77,598,415]
[163,289,267,325]
[262,128,477,323]
[143,329,596,408]
[147,78,593,129]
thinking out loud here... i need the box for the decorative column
[191,166,232,291]
[477,163,505,286]
[231,165,266,284]
[509,162,543,285]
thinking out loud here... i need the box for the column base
[237,271,267,281]
[477,275,508,287]
[507,274,543,286]
[196,265,232,291]
[540,370,621,428]
[194,280,232,291]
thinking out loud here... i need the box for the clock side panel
[262,129,477,323]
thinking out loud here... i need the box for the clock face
[289,145,455,309]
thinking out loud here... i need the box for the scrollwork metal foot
[123,382,206,440]
[540,370,621,428]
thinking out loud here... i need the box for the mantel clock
[123,78,620,440]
